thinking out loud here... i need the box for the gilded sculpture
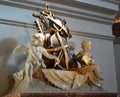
[9,4,103,93]
[74,40,103,87]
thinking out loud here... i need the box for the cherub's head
[32,33,44,47]
[81,40,92,52]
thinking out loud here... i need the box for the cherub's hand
[54,58,60,67]
[55,58,60,64]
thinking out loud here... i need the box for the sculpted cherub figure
[11,33,60,93]
[29,33,60,80]
[75,40,103,87]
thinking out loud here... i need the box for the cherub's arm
[89,55,95,64]
[41,48,60,64]
[76,51,84,59]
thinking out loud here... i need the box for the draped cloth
[10,45,45,93]
[10,64,30,93]
[11,69,87,93]
[41,69,88,90]
[11,68,102,93]
[10,45,102,93]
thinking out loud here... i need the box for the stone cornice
[100,0,119,5]
[0,18,33,28]
[0,18,114,41]
[71,30,114,40]
[0,0,118,25]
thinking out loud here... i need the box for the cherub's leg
[34,65,39,73]
[87,72,103,88]
[29,63,33,82]
[41,62,46,69]
[32,61,40,73]
[91,65,103,81]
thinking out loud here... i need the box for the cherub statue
[11,33,60,93]
[75,40,103,87]
[27,33,60,79]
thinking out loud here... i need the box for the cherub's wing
[13,45,29,55]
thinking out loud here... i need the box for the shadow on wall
[0,38,27,96]
[0,38,17,96]
[0,38,17,65]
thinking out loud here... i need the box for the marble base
[21,93,117,97]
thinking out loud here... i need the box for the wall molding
[71,30,114,40]
[0,18,33,28]
[0,18,114,41]
[100,0,119,5]
[0,0,117,25]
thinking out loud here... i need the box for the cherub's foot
[98,77,104,81]
[94,83,103,88]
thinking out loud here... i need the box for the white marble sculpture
[11,33,60,93]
